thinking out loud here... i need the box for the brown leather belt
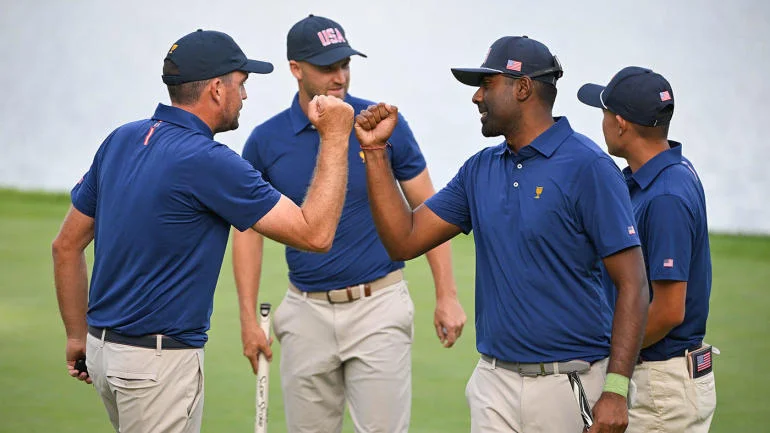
[288,270,403,304]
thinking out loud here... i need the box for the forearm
[53,249,89,340]
[424,241,458,300]
[608,280,649,377]
[232,230,264,331]
[299,133,349,247]
[363,149,416,256]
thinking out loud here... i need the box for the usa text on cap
[286,14,366,66]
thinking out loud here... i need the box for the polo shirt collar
[152,104,213,139]
[289,93,355,135]
[493,116,573,157]
[624,141,683,190]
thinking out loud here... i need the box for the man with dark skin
[353,36,649,433]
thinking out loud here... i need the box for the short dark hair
[533,81,557,109]
[629,105,673,139]
[164,59,213,105]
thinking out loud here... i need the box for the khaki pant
[86,332,205,433]
[466,356,609,432]
[273,280,414,433]
[627,356,716,433]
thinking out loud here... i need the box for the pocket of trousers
[692,372,716,421]
[104,343,160,387]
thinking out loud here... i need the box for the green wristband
[603,373,630,398]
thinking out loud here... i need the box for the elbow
[51,236,66,260]
[304,234,334,253]
[663,310,686,329]
[386,246,420,262]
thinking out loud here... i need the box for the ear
[208,77,224,104]
[616,114,627,136]
[515,76,534,102]
[289,60,303,81]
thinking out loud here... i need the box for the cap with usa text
[451,36,563,86]
[578,66,674,127]
[162,29,273,85]
[287,14,366,66]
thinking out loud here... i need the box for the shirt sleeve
[71,131,116,217]
[643,194,694,281]
[424,160,472,234]
[575,157,641,257]
[389,113,427,181]
[190,144,281,231]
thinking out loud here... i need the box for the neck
[297,90,313,117]
[505,112,555,153]
[172,102,217,135]
[626,138,670,172]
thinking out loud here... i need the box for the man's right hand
[66,337,92,384]
[308,95,354,141]
[242,324,273,375]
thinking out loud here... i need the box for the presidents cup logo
[257,375,268,428]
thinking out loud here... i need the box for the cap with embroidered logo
[162,29,273,85]
[287,14,367,66]
[451,36,563,87]
[577,66,674,127]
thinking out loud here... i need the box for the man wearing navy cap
[232,14,466,433]
[354,36,650,432]
[579,67,716,433]
[52,29,354,433]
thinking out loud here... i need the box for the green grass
[0,188,768,432]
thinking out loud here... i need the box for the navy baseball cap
[162,29,273,85]
[287,14,367,66]
[578,66,674,126]
[452,36,563,87]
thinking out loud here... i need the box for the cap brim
[577,83,606,108]
[304,46,367,66]
[241,59,274,74]
[451,67,504,86]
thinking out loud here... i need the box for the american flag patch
[506,59,522,72]
[627,226,636,235]
[696,351,712,372]
[663,258,674,268]
[688,345,713,378]
[660,91,672,101]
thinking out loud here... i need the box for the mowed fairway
[0,188,768,432]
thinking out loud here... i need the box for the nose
[472,87,483,105]
[242,86,248,101]
[332,67,346,84]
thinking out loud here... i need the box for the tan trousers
[627,356,716,433]
[466,356,609,432]
[86,332,205,433]
[273,280,414,433]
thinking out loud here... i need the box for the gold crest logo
[168,44,179,55]
[535,186,543,199]
[359,150,366,163]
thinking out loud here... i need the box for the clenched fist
[308,95,354,141]
[354,103,399,150]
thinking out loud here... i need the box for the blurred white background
[1,0,768,233]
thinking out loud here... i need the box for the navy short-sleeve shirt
[241,93,426,291]
[72,104,281,347]
[603,142,712,361]
[425,117,641,363]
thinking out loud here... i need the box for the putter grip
[74,358,88,375]
[255,303,271,433]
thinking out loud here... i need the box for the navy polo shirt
[603,142,711,361]
[242,93,426,291]
[71,104,281,347]
[425,117,641,363]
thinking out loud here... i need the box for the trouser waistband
[288,270,403,304]
[88,325,195,350]
[481,354,592,376]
